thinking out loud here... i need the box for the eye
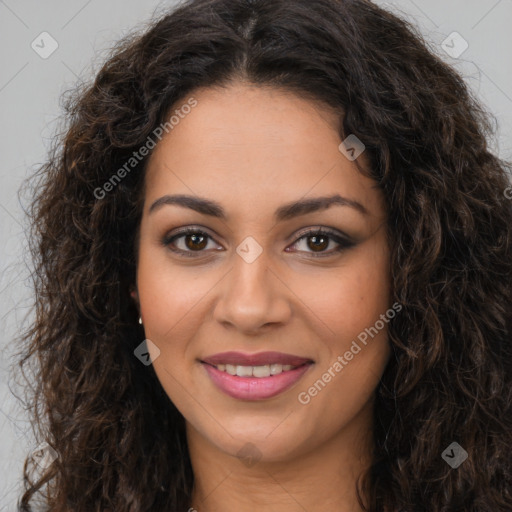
[162,226,354,258]
[286,228,354,257]
[162,227,221,257]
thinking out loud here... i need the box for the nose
[213,248,292,335]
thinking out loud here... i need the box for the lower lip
[202,363,313,401]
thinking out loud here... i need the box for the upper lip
[201,351,314,367]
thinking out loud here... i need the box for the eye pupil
[185,233,207,250]
[307,235,329,251]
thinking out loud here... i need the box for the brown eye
[184,233,208,251]
[287,228,354,258]
[306,234,329,252]
[162,228,220,257]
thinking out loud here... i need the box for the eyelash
[161,227,354,259]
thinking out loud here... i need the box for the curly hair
[15,0,512,510]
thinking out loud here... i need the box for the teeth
[252,365,270,377]
[215,363,298,377]
[236,365,253,377]
[270,363,283,375]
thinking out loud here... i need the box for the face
[135,82,391,463]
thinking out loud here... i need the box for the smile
[200,351,314,400]
[212,363,298,377]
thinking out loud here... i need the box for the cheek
[136,248,200,362]
[303,238,390,352]
[135,248,206,406]
[298,241,391,422]
[296,236,391,403]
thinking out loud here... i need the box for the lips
[200,351,314,400]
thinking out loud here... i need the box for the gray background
[0,0,511,509]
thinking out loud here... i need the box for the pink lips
[200,351,314,401]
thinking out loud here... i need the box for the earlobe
[130,287,140,317]
[130,287,142,324]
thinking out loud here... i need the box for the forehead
[143,83,383,219]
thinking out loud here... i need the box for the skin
[134,81,392,512]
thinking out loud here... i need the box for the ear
[129,286,139,303]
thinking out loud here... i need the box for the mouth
[203,362,306,377]
[200,351,314,400]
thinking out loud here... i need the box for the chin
[197,417,313,464]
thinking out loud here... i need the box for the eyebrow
[148,193,369,220]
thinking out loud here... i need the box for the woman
[17,0,512,510]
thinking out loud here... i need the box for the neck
[186,399,374,512]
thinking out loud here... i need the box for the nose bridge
[214,242,291,331]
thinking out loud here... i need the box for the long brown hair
[16,0,512,510]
